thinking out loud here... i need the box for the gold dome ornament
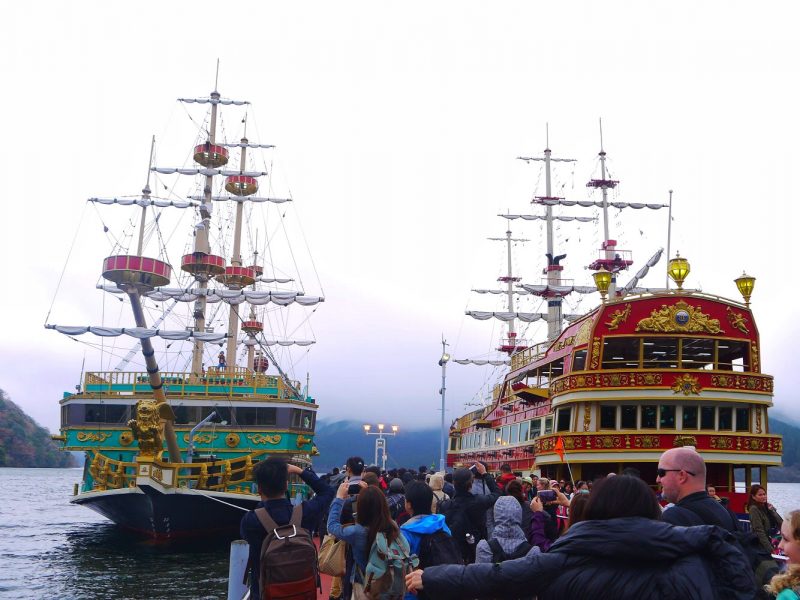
[225,433,241,448]
[734,272,756,306]
[667,252,690,290]
[592,267,613,302]
[119,431,134,446]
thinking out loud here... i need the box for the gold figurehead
[127,399,164,457]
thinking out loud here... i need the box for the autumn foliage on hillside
[0,389,73,467]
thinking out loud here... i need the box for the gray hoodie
[475,496,538,563]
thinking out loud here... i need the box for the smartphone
[538,489,557,503]
[469,465,478,474]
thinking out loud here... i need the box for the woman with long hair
[406,475,756,599]
[328,480,405,598]
[766,510,800,599]
[747,484,784,553]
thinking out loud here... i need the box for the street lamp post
[438,338,450,474]
[363,423,399,471]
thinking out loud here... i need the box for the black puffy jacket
[420,517,757,600]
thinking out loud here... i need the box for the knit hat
[389,478,404,493]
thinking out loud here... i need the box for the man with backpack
[657,447,765,596]
[240,457,334,600]
[400,481,461,600]
[439,462,500,564]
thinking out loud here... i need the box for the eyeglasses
[657,468,696,478]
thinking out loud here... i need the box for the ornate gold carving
[755,407,762,434]
[583,404,591,432]
[296,434,312,448]
[247,433,282,445]
[634,435,660,449]
[127,400,163,456]
[575,319,593,346]
[726,306,750,334]
[673,435,697,447]
[594,435,622,449]
[751,346,760,372]
[554,335,576,351]
[590,337,601,369]
[77,432,112,442]
[709,437,733,450]
[637,373,663,386]
[635,300,723,334]
[605,303,632,331]
[672,374,701,396]
[182,433,218,444]
[119,431,134,446]
[225,433,241,448]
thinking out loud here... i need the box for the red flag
[554,436,566,463]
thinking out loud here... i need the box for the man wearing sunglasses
[657,446,739,532]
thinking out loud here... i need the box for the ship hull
[72,485,259,539]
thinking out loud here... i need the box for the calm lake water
[0,467,798,599]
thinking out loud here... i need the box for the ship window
[81,403,129,424]
[556,407,572,432]
[530,419,541,439]
[683,406,698,429]
[660,405,676,429]
[681,338,716,370]
[600,405,617,429]
[174,405,194,425]
[494,428,502,446]
[718,407,733,430]
[502,426,510,444]
[291,408,315,429]
[621,406,637,429]
[519,420,530,442]
[544,417,553,435]
[736,407,750,432]
[718,341,749,372]
[572,349,587,371]
[237,407,277,426]
[449,438,458,451]
[602,338,641,369]
[642,338,678,369]
[510,423,520,444]
[213,406,232,425]
[701,406,715,429]
[641,405,658,429]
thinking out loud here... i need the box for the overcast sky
[1,1,798,434]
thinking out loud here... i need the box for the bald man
[657,446,739,532]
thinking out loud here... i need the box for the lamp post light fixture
[363,423,398,471]
[438,337,450,474]
[734,272,756,306]
[592,267,612,303]
[667,252,690,290]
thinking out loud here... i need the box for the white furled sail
[220,142,275,149]
[151,167,268,177]
[466,311,582,323]
[178,97,249,105]
[500,214,596,223]
[187,195,292,204]
[472,289,531,295]
[531,198,668,210]
[517,284,598,296]
[620,248,664,295]
[46,325,228,342]
[89,197,197,208]
[97,285,324,306]
[453,359,510,366]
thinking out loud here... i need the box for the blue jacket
[327,497,369,581]
[401,514,451,600]
[401,513,451,555]
[240,468,333,600]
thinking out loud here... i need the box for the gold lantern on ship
[592,267,612,302]
[667,252,690,290]
[734,272,756,306]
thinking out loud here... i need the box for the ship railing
[86,450,310,497]
[82,370,309,403]
[510,341,550,371]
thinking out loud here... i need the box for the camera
[538,489,557,503]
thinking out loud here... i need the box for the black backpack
[441,500,482,564]
[418,530,463,568]
[487,538,532,563]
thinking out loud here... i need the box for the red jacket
[498,472,516,491]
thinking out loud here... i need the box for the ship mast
[488,229,529,353]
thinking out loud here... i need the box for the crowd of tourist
[240,449,799,600]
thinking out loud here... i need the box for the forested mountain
[0,389,74,468]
